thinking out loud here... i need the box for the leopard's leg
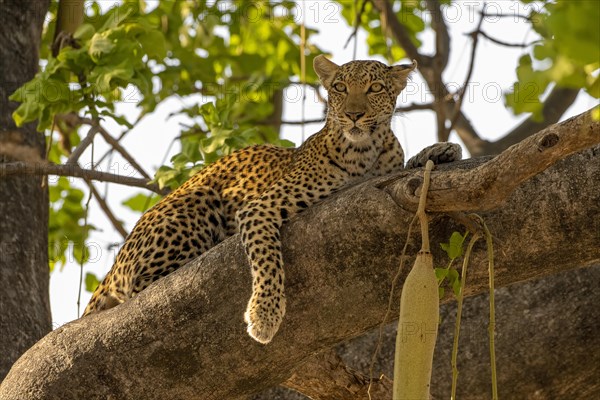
[237,203,287,344]
[405,142,462,169]
[236,161,348,343]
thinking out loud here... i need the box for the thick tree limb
[1,111,599,399]
[382,108,599,211]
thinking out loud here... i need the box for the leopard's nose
[345,111,365,122]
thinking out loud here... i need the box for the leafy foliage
[506,0,600,119]
[436,231,468,298]
[48,177,94,271]
[11,0,322,273]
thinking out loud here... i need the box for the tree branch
[382,108,599,211]
[482,86,581,155]
[92,123,151,180]
[0,161,167,194]
[426,0,450,70]
[395,103,435,113]
[1,110,598,399]
[87,182,128,239]
[372,0,431,69]
[66,124,100,165]
[477,29,540,48]
[444,14,484,140]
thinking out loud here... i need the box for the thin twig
[77,143,94,317]
[395,103,435,113]
[95,125,151,180]
[93,111,147,166]
[0,161,167,194]
[87,182,128,239]
[66,124,100,165]
[477,29,541,48]
[343,0,369,50]
[280,118,325,126]
[445,6,486,139]
[481,12,531,21]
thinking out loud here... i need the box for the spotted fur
[83,56,461,344]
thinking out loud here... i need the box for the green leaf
[448,269,461,297]
[122,193,161,213]
[85,272,101,293]
[89,32,116,64]
[592,106,600,121]
[440,231,467,260]
[435,267,449,283]
[74,23,96,41]
[138,30,167,59]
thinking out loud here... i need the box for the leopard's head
[314,56,416,143]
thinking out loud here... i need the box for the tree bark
[0,0,51,381]
[0,112,598,398]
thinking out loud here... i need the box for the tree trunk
[0,0,51,380]
[0,111,597,398]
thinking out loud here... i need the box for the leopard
[83,55,462,345]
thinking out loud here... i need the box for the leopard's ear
[389,59,417,93]
[314,55,340,90]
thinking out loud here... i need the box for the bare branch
[280,118,326,126]
[0,161,167,194]
[481,86,581,155]
[477,29,541,48]
[444,13,485,140]
[343,0,370,50]
[426,0,451,69]
[481,12,532,21]
[372,0,431,68]
[87,182,128,239]
[66,124,100,165]
[395,103,435,113]
[94,124,151,180]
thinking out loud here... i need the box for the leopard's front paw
[406,142,462,169]
[244,293,286,344]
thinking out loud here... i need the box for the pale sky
[49,1,596,328]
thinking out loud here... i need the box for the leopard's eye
[333,82,347,93]
[369,82,384,93]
